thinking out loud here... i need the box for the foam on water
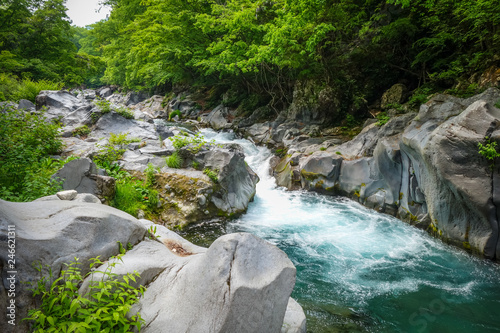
[200,129,500,332]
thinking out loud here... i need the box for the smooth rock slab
[0,200,147,332]
[130,232,296,333]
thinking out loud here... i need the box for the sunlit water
[186,129,500,333]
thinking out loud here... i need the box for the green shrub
[320,147,327,151]
[94,97,112,114]
[376,112,390,126]
[116,106,135,119]
[191,161,200,170]
[25,255,145,332]
[495,100,500,109]
[203,168,218,183]
[0,74,63,103]
[168,109,182,121]
[112,182,158,217]
[0,106,64,201]
[13,78,63,103]
[145,163,157,187]
[478,137,500,169]
[72,125,91,137]
[168,132,216,153]
[166,152,183,168]
[109,132,140,145]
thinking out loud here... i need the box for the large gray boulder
[203,104,232,130]
[0,199,147,332]
[92,224,297,333]
[1,200,303,333]
[52,158,116,202]
[274,88,500,258]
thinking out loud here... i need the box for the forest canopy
[1,0,499,116]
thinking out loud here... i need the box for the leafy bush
[109,132,140,146]
[116,106,135,119]
[144,163,157,188]
[113,182,159,217]
[203,168,219,183]
[478,137,500,169]
[0,74,63,103]
[166,152,183,168]
[25,255,145,332]
[72,125,91,137]
[376,112,390,126]
[0,106,64,201]
[168,109,182,121]
[94,97,112,114]
[168,132,216,153]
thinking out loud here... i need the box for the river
[182,129,500,333]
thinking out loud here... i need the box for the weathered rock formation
[271,88,500,259]
[0,200,304,333]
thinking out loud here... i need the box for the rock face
[125,230,297,333]
[52,158,116,202]
[0,200,303,333]
[0,199,147,332]
[272,88,500,259]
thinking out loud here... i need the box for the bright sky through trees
[66,0,110,27]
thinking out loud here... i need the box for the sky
[65,0,111,27]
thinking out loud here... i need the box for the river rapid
[182,129,500,333]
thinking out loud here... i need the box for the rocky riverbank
[239,88,500,260]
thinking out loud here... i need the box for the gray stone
[17,99,35,111]
[0,199,147,332]
[90,112,159,141]
[127,233,296,333]
[381,83,407,109]
[201,147,259,215]
[281,298,307,333]
[52,158,115,201]
[205,104,231,130]
[56,190,78,200]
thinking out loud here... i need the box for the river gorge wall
[258,88,500,260]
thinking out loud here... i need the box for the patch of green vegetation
[144,163,158,188]
[94,97,112,114]
[495,99,500,109]
[478,136,500,169]
[320,147,327,151]
[345,114,359,128]
[0,106,74,201]
[25,255,145,332]
[72,125,91,137]
[408,85,435,108]
[191,161,200,170]
[168,132,216,153]
[109,132,140,145]
[462,241,471,250]
[336,151,342,155]
[168,109,182,121]
[113,181,159,218]
[203,168,219,183]
[166,152,183,168]
[384,103,405,113]
[376,112,390,126]
[0,74,63,103]
[115,106,135,119]
[300,169,320,181]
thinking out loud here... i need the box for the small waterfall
[200,129,500,333]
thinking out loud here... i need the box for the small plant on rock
[94,97,112,114]
[115,106,135,119]
[203,168,219,183]
[72,125,91,137]
[168,109,182,121]
[166,152,183,168]
[24,255,145,332]
[376,112,390,126]
[478,137,500,169]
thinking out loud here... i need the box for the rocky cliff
[265,88,500,259]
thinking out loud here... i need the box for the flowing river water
[183,129,500,333]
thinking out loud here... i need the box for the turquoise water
[194,130,500,333]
